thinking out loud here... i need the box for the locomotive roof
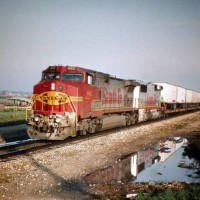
[44,65,141,85]
[44,65,123,81]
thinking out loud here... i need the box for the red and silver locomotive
[27,65,163,140]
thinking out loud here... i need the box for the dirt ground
[0,111,200,200]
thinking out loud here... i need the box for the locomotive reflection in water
[83,136,200,184]
[27,65,200,140]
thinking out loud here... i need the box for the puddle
[84,133,200,184]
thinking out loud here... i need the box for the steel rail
[0,139,38,148]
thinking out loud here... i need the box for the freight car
[152,82,200,113]
[27,65,164,140]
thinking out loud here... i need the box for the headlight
[34,116,39,122]
[55,118,61,123]
[51,83,55,90]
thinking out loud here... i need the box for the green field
[0,109,27,126]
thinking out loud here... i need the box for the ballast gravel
[0,111,200,200]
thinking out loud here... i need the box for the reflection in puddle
[84,134,200,184]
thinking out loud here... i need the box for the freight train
[27,65,200,140]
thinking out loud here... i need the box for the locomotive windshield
[62,73,83,81]
[42,72,60,80]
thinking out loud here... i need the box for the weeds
[135,185,200,200]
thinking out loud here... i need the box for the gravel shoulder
[0,111,200,200]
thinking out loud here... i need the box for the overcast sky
[0,0,200,92]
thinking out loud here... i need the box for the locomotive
[27,65,200,140]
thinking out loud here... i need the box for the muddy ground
[0,111,200,200]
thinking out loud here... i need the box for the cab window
[62,73,83,81]
[42,72,60,80]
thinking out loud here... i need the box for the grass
[135,185,200,200]
[0,109,27,126]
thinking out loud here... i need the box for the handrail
[25,95,34,121]
[30,93,78,125]
[67,95,78,126]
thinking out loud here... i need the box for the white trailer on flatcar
[152,82,177,104]
[152,82,200,112]
[186,89,193,103]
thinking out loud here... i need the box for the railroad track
[0,139,54,160]
[0,124,141,160]
[0,134,91,160]
[0,138,38,148]
[0,110,199,160]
